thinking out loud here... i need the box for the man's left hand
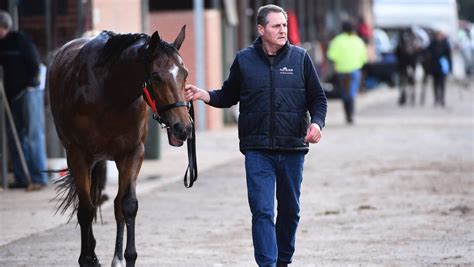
[305,123,322,144]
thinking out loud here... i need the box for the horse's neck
[103,44,147,103]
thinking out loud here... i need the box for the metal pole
[77,0,84,37]
[8,0,18,31]
[0,68,7,188]
[0,74,32,186]
[141,0,149,33]
[45,0,52,62]
[193,0,206,130]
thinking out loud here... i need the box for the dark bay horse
[48,26,191,266]
[395,28,419,105]
[395,26,433,105]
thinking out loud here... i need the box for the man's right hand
[185,84,210,103]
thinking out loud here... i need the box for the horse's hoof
[111,256,125,267]
[79,256,100,267]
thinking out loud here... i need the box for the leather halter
[142,81,189,128]
[142,47,190,128]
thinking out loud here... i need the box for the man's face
[436,31,445,41]
[0,27,9,39]
[257,12,288,49]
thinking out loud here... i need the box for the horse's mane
[155,40,179,56]
[95,31,149,65]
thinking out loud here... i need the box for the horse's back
[47,33,147,158]
[48,37,92,103]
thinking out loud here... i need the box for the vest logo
[279,66,294,75]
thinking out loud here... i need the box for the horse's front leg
[420,73,429,105]
[67,151,100,267]
[112,144,144,267]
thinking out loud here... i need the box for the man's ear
[257,24,265,36]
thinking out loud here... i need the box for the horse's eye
[151,72,161,81]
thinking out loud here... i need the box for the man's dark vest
[237,42,309,152]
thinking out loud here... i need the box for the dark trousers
[337,70,361,124]
[433,74,446,106]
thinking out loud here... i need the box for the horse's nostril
[173,123,189,140]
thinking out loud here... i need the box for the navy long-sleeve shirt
[0,31,41,100]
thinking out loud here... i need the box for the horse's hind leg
[407,67,416,106]
[420,73,429,105]
[112,145,144,267]
[92,160,108,205]
[68,150,100,267]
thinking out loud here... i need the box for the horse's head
[147,26,191,147]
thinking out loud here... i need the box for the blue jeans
[339,70,361,101]
[244,150,305,267]
[7,88,48,185]
[338,70,361,123]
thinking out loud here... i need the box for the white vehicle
[373,0,458,39]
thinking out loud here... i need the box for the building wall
[149,10,224,130]
[92,0,141,33]
[204,10,224,129]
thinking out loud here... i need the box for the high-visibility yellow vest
[327,33,368,73]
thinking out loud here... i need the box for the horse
[419,28,436,105]
[395,26,432,106]
[48,26,192,266]
[395,27,419,105]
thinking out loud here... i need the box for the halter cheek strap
[142,82,190,128]
[142,82,157,113]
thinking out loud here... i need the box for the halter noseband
[142,81,190,128]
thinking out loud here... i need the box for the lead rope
[184,101,198,188]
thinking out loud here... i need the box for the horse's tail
[51,161,107,222]
[90,160,108,222]
[51,168,78,222]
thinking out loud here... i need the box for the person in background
[457,26,472,78]
[428,30,452,107]
[185,4,327,266]
[0,10,48,191]
[327,20,368,124]
[357,16,372,44]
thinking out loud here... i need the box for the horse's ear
[149,31,161,51]
[173,25,186,51]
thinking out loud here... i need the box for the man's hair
[341,20,354,33]
[256,4,287,26]
[0,10,12,29]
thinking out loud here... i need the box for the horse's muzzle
[167,122,192,147]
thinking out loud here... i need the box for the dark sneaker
[26,183,46,192]
[8,183,28,189]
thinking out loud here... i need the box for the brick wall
[92,0,141,33]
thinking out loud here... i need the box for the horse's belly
[63,111,147,159]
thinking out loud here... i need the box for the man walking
[327,20,367,124]
[185,4,327,266]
